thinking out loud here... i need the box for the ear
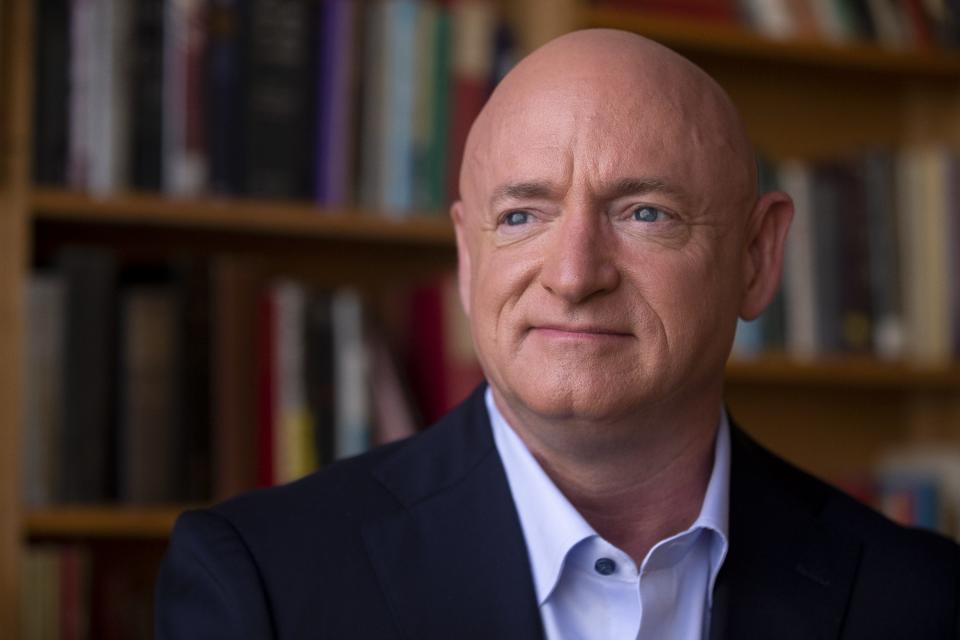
[451,200,473,317]
[739,191,794,321]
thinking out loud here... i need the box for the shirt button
[594,557,616,576]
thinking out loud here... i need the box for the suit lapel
[711,425,862,640]
[362,386,544,640]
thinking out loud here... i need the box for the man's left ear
[739,191,794,321]
[451,200,472,317]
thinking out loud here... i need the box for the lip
[530,325,633,340]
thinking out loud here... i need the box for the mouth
[530,324,633,341]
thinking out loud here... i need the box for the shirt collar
[486,387,731,605]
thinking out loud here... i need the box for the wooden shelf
[30,189,455,248]
[726,356,960,389]
[24,506,188,540]
[583,8,960,76]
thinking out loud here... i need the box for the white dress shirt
[486,388,730,640]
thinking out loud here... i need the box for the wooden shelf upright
[0,0,33,635]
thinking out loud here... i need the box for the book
[32,0,70,186]
[256,285,277,486]
[447,0,497,202]
[862,150,904,358]
[358,0,388,210]
[116,277,181,504]
[240,0,317,198]
[130,0,166,191]
[58,248,118,503]
[332,289,372,460]
[23,274,65,507]
[897,147,953,364]
[273,281,317,483]
[21,545,60,640]
[599,0,739,23]
[68,0,97,190]
[206,0,243,195]
[163,0,208,196]
[314,0,360,206]
[305,291,336,466]
[778,159,819,358]
[212,257,259,499]
[379,0,420,215]
[406,274,483,425]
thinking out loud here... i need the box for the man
[157,30,959,639]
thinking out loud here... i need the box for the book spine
[315,0,358,206]
[447,0,496,203]
[59,248,118,503]
[212,257,259,499]
[163,0,208,196]
[241,0,316,198]
[32,0,70,186]
[117,281,181,504]
[130,0,166,191]
[206,0,243,194]
[332,289,370,460]
[256,289,276,486]
[379,0,419,215]
[23,275,65,507]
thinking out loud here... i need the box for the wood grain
[0,0,33,636]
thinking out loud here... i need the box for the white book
[68,0,96,189]
[778,160,819,359]
[333,289,370,460]
[87,0,131,194]
[897,147,952,364]
[742,0,795,40]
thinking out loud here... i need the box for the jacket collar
[710,423,862,640]
[362,384,545,639]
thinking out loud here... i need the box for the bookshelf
[31,189,456,247]
[25,507,183,541]
[1,0,32,636]
[4,0,960,636]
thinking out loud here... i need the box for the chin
[503,368,657,424]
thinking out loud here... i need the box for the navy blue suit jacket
[156,385,960,638]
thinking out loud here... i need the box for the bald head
[460,29,756,216]
[450,28,792,437]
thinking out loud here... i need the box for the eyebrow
[488,176,688,208]
[489,181,558,208]
[597,177,688,202]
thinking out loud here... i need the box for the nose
[539,205,620,304]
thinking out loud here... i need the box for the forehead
[472,79,745,208]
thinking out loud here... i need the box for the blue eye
[633,206,667,222]
[504,211,531,226]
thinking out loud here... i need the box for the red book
[59,545,90,640]
[446,0,496,203]
[212,257,259,500]
[407,275,483,425]
[902,0,933,48]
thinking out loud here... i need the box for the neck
[492,386,721,564]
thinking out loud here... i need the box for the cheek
[628,245,735,345]
[470,250,538,343]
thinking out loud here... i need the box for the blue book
[380,0,419,215]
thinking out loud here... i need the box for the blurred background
[2,0,960,637]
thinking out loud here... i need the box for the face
[454,63,775,426]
